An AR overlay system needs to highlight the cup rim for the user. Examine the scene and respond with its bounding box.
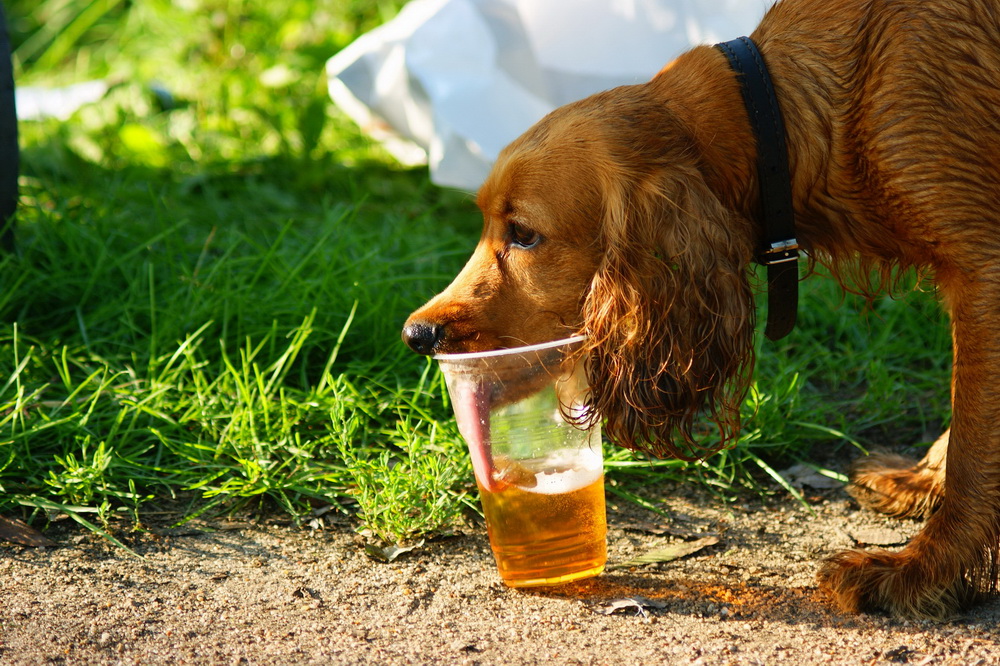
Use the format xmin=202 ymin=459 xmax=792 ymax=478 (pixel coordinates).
xmin=432 ymin=335 xmax=587 ymax=361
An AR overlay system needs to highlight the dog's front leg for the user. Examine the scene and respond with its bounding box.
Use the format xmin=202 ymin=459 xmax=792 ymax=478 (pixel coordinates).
xmin=819 ymin=277 xmax=1000 ymax=619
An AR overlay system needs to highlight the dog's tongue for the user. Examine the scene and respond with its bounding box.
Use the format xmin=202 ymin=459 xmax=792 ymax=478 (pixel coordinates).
xmin=453 ymin=380 xmax=503 ymax=492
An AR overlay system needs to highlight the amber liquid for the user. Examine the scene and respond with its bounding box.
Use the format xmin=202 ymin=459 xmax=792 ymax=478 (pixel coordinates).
xmin=477 ymin=468 xmax=607 ymax=587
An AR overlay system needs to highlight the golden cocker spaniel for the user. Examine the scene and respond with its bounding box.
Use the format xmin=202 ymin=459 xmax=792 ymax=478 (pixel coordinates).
xmin=403 ymin=0 xmax=1000 ymax=619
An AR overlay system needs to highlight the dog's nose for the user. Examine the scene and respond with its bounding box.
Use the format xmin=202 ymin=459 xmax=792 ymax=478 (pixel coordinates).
xmin=402 ymin=321 xmax=444 ymax=356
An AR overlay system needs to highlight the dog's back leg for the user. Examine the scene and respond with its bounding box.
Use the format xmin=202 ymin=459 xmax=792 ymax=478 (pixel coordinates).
xmin=847 ymin=429 xmax=948 ymax=519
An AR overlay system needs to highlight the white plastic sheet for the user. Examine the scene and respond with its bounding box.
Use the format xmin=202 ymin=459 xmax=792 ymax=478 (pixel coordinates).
xmin=16 ymin=80 xmax=109 ymax=121
xmin=327 ymin=0 xmax=769 ymax=191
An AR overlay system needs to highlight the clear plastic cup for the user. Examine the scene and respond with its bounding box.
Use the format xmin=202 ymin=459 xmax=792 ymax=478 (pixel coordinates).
xmin=436 ymin=336 xmax=606 ymax=587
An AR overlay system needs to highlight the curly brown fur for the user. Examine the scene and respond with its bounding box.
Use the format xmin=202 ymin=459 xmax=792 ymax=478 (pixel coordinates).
xmin=582 ymin=155 xmax=756 ymax=459
xmin=403 ymin=0 xmax=1000 ymax=618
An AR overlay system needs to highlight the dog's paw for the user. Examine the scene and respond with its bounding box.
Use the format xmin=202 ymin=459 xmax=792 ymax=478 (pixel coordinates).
xmin=847 ymin=453 xmax=943 ymax=519
xmin=817 ymin=548 xmax=966 ymax=620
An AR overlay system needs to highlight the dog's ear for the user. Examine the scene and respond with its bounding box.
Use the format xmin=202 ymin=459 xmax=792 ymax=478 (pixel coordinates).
xmin=582 ymin=163 xmax=757 ymax=460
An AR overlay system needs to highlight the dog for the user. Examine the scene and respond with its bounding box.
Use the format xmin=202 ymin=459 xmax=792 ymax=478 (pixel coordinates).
xmin=402 ymin=0 xmax=1000 ymax=619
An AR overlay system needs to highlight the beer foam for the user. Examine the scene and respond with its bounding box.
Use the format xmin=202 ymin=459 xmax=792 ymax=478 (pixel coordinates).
xmin=526 ymin=447 xmax=603 ymax=495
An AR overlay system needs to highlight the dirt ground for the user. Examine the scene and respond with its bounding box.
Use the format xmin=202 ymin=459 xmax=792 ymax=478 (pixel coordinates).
xmin=4 ymin=472 xmax=1000 ymax=665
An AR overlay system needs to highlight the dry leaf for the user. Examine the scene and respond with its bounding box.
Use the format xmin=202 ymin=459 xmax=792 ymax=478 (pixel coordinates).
xmin=849 ymin=527 xmax=907 ymax=546
xmin=589 ymin=596 xmax=668 ymax=616
xmin=609 ymin=536 xmax=720 ymax=570
xmin=780 ymin=463 xmax=843 ymax=489
xmin=365 ymin=541 xmax=423 ymax=562
xmin=0 ymin=515 xmax=54 ymax=547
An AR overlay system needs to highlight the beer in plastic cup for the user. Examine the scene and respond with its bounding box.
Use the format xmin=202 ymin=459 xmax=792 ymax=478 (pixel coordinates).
xmin=436 ymin=336 xmax=606 ymax=587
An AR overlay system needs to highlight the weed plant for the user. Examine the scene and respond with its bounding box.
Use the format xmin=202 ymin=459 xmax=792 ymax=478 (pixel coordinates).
xmin=2 ymin=0 xmax=952 ymax=546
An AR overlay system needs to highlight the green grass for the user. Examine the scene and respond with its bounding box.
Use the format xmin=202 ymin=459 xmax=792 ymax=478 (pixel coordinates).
xmin=2 ymin=0 xmax=953 ymax=546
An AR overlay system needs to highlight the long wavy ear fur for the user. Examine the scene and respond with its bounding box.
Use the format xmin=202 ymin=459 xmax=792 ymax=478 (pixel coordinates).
xmin=583 ymin=162 xmax=757 ymax=460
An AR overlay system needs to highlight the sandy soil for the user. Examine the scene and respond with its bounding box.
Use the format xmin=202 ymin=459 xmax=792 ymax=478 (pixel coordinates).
xmin=4 ymin=477 xmax=1000 ymax=665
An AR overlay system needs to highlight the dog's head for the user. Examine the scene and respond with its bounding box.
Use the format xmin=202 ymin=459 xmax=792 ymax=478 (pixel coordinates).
xmin=403 ymin=82 xmax=757 ymax=458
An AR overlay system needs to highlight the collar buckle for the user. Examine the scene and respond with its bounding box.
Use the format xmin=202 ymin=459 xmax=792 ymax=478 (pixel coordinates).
xmin=759 ymin=238 xmax=799 ymax=265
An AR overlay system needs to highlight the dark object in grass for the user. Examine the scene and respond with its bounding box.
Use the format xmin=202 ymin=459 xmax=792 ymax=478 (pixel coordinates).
xmin=0 ymin=515 xmax=54 ymax=547
xmin=0 ymin=1 xmax=17 ymax=253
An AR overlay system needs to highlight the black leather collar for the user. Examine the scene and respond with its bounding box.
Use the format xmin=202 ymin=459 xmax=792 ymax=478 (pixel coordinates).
xmin=716 ymin=36 xmax=798 ymax=341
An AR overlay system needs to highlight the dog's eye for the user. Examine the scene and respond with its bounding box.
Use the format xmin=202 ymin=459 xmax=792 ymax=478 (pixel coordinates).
xmin=509 ymin=222 xmax=541 ymax=249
